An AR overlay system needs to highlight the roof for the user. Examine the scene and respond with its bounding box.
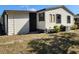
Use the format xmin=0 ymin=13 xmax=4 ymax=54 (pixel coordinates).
xmin=37 ymin=5 xmax=74 ymax=15
xmin=2 ymin=5 xmax=74 ymax=15
xmin=4 ymin=10 xmax=36 ymax=13
xmin=75 ymin=14 xmax=79 ymax=16
xmin=0 ymin=10 xmax=36 ymax=17
xmin=74 ymin=14 xmax=79 ymax=18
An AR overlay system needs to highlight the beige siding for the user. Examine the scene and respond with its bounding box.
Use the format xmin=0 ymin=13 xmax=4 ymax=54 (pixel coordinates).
xmin=8 ymin=11 xmax=29 ymax=35
xmin=45 ymin=8 xmax=74 ymax=29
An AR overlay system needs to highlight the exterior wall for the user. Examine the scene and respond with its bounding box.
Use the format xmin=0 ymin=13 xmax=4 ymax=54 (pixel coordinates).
xmin=37 ymin=12 xmax=45 ymax=30
xmin=7 ymin=11 xmax=29 ymax=35
xmin=45 ymin=8 xmax=74 ymax=29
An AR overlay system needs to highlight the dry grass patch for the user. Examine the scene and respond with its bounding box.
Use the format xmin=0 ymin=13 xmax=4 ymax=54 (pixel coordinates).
xmin=0 ymin=33 xmax=48 ymax=43
xmin=0 ymin=41 xmax=31 ymax=54
xmin=0 ymin=33 xmax=49 ymax=53
xmin=0 ymin=31 xmax=79 ymax=54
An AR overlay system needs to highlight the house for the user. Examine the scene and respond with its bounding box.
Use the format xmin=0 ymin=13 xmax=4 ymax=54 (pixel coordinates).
xmin=37 ymin=6 xmax=74 ymax=32
xmin=0 ymin=6 xmax=75 ymax=35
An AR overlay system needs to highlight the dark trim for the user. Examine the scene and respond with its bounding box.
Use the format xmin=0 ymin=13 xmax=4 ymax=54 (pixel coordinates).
xmin=6 ymin=13 xmax=8 ymax=35
xmin=3 ymin=13 xmax=5 ymax=33
xmin=37 ymin=9 xmax=46 ymax=12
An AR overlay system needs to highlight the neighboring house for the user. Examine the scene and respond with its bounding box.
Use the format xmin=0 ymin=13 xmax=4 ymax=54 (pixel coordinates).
xmin=37 ymin=6 xmax=74 ymax=31
xmin=74 ymin=14 xmax=79 ymax=28
xmin=0 ymin=6 xmax=75 ymax=35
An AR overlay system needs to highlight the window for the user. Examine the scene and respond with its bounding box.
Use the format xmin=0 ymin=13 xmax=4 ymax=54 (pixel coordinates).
xmin=39 ymin=12 xmax=45 ymax=21
xmin=49 ymin=14 xmax=55 ymax=23
xmin=56 ymin=14 xmax=61 ymax=23
xmin=49 ymin=14 xmax=52 ymax=22
xmin=67 ymin=16 xmax=71 ymax=23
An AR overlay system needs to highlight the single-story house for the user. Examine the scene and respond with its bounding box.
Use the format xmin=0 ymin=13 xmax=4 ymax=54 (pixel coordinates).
xmin=74 ymin=14 xmax=79 ymax=28
xmin=0 ymin=6 xmax=75 ymax=35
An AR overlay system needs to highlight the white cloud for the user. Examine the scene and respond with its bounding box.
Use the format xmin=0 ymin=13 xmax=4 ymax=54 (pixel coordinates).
xmin=19 ymin=6 xmax=37 ymax=11
xmin=20 ymin=5 xmax=29 ymax=10
xmin=29 ymin=8 xmax=37 ymax=11
xmin=20 ymin=6 xmax=29 ymax=8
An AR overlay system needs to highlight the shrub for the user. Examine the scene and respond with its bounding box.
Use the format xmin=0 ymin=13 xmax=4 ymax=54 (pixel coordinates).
xmin=53 ymin=26 xmax=60 ymax=33
xmin=28 ymin=36 xmax=79 ymax=54
xmin=28 ymin=39 xmax=52 ymax=54
xmin=60 ymin=25 xmax=66 ymax=31
xmin=69 ymin=51 xmax=77 ymax=54
xmin=71 ymin=24 xmax=78 ymax=30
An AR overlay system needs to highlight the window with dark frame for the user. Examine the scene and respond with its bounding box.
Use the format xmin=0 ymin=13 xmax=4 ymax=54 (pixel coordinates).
xmin=56 ymin=14 xmax=61 ymax=23
xmin=39 ymin=12 xmax=45 ymax=21
xmin=67 ymin=16 xmax=71 ymax=23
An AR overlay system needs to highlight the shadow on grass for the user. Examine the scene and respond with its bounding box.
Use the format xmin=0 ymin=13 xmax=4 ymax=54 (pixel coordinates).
xmin=28 ymin=35 xmax=79 ymax=54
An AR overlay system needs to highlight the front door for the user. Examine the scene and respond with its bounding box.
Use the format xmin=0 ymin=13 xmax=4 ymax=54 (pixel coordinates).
xmin=29 ymin=13 xmax=36 ymax=32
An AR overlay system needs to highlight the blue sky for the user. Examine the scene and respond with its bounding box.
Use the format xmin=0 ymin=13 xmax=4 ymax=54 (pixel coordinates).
xmin=0 ymin=5 xmax=79 ymax=15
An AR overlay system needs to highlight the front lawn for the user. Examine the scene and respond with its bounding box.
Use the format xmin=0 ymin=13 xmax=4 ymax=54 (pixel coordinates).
xmin=0 ymin=30 xmax=79 ymax=54
xmin=0 ymin=33 xmax=49 ymax=54
xmin=0 ymin=33 xmax=48 ymax=43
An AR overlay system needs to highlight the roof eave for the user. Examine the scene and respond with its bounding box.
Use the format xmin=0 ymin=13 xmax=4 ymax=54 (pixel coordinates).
xmin=37 ymin=6 xmax=74 ymax=16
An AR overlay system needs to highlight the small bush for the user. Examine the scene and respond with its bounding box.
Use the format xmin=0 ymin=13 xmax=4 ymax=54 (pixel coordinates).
xmin=71 ymin=24 xmax=78 ymax=30
xmin=60 ymin=25 xmax=66 ymax=31
xmin=28 ymin=39 xmax=52 ymax=54
xmin=69 ymin=51 xmax=77 ymax=54
xmin=53 ymin=26 xmax=60 ymax=33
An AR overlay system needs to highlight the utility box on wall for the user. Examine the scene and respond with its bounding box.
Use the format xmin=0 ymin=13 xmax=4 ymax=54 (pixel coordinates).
xmin=66 ymin=26 xmax=71 ymax=32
